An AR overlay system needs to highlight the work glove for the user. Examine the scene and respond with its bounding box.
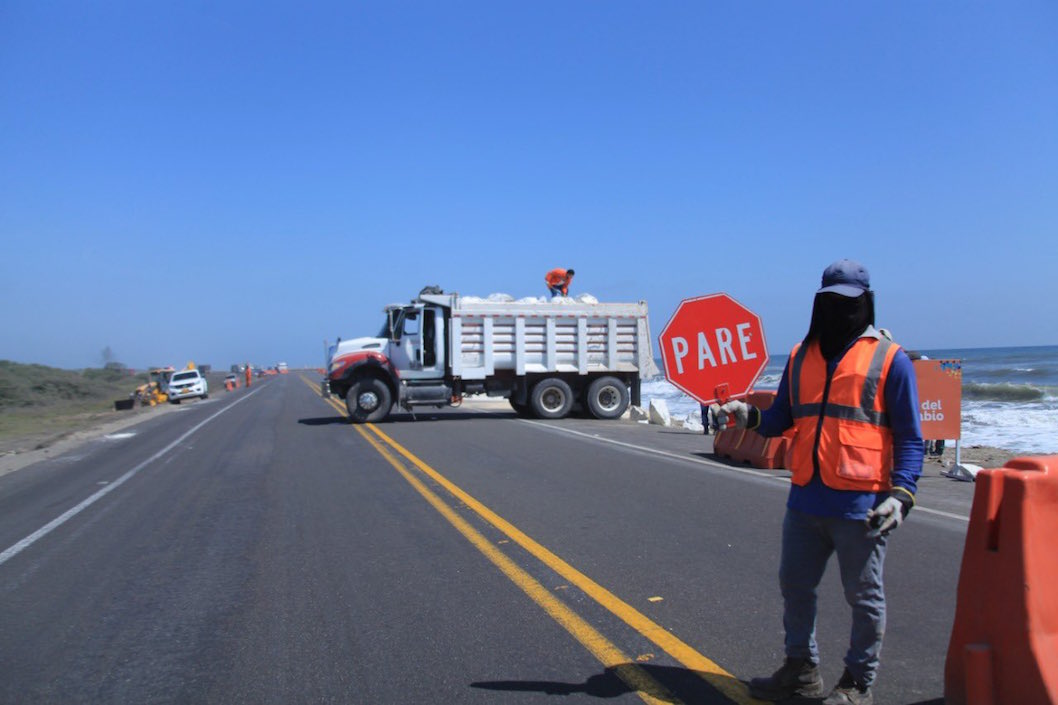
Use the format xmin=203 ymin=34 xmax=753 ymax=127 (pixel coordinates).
xmin=865 ymin=489 xmax=915 ymax=538
xmin=713 ymin=401 xmax=758 ymax=429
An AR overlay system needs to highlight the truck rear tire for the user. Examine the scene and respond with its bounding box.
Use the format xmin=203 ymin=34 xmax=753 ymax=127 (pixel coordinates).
xmin=585 ymin=376 xmax=629 ymax=419
xmin=530 ymin=379 xmax=574 ymax=419
xmin=346 ymin=377 xmax=392 ymax=423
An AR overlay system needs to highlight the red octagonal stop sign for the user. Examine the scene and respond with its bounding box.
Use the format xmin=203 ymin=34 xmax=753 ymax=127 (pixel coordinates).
xmin=658 ymin=293 xmax=769 ymax=406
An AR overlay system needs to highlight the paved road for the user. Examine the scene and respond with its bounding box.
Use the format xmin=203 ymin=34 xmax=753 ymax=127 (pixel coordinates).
xmin=0 ymin=373 xmax=975 ymax=704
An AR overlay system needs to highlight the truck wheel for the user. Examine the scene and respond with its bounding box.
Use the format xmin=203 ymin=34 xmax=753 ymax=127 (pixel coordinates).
xmin=346 ymin=377 xmax=392 ymax=423
xmin=530 ymin=379 xmax=574 ymax=419
xmin=586 ymin=376 xmax=629 ymax=420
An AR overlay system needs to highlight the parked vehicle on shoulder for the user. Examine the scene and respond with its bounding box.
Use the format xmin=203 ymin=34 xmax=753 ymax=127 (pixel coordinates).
xmin=168 ymin=369 xmax=209 ymax=403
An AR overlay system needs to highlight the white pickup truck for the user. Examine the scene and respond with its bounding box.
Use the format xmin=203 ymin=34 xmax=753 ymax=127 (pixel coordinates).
xmin=167 ymin=368 xmax=209 ymax=403
xmin=326 ymin=289 xmax=658 ymax=423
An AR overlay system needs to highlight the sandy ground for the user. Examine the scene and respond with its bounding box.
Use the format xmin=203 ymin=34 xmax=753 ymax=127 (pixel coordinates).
xmin=0 ymin=402 xmax=184 ymax=478
xmin=926 ymin=443 xmax=1022 ymax=472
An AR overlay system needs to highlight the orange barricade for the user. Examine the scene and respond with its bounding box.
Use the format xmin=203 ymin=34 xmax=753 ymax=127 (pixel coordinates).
xmin=709 ymin=391 xmax=788 ymax=470
xmin=726 ymin=429 xmax=788 ymax=470
xmin=747 ymin=390 xmax=777 ymax=410
xmin=711 ymin=391 xmax=789 ymax=470
xmin=713 ymin=428 xmax=743 ymax=459
xmin=752 ymin=433 xmax=788 ymax=470
xmin=731 ymin=430 xmax=766 ymax=464
xmin=712 ymin=428 xmax=787 ymax=470
xmin=944 ymin=455 xmax=1058 ymax=705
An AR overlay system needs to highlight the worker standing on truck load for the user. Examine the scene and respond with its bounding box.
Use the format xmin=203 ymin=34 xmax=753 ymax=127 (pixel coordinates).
xmin=545 ymin=267 xmax=575 ymax=298
xmin=714 ymin=259 xmax=923 ymax=705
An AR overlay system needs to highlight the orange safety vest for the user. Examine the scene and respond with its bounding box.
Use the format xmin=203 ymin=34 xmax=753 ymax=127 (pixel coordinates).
xmin=545 ymin=268 xmax=571 ymax=292
xmin=785 ymin=330 xmax=899 ymax=492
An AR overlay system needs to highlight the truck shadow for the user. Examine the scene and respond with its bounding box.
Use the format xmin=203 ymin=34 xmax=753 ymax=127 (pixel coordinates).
xmin=385 ymin=411 xmax=519 ymax=423
xmin=297 ymin=417 xmax=351 ymax=426
xmin=297 ymin=412 xmax=520 ymax=426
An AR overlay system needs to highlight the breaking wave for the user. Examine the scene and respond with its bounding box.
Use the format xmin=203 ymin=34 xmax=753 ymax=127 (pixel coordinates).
xmin=963 ymin=382 xmax=1048 ymax=402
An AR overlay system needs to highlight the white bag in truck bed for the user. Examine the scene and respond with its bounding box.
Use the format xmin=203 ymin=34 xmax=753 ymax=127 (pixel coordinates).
xmin=446 ymin=299 xmax=657 ymax=380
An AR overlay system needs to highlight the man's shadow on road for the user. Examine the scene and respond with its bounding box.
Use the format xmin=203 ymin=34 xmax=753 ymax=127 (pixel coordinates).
xmin=472 ymin=664 xmax=740 ymax=704
xmin=471 ymin=663 xmax=944 ymax=704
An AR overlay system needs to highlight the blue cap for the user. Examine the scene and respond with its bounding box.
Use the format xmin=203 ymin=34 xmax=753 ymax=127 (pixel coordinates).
xmin=818 ymin=259 xmax=870 ymax=297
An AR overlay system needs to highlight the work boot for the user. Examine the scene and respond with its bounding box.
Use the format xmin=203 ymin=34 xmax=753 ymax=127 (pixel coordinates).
xmin=748 ymin=657 xmax=825 ymax=701
xmin=822 ymin=668 xmax=873 ymax=705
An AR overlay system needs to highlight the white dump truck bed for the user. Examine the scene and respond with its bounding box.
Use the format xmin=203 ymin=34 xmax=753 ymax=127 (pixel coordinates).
xmin=422 ymin=295 xmax=658 ymax=381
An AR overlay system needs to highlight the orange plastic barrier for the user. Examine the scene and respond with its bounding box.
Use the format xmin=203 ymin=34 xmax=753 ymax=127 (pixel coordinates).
xmin=710 ymin=387 xmax=787 ymax=470
xmin=713 ymin=428 xmax=744 ymax=459
xmin=944 ymin=455 xmax=1058 ymax=705
xmin=711 ymin=391 xmax=790 ymax=470
xmin=747 ymin=390 xmax=777 ymax=410
xmin=753 ymin=433 xmax=788 ymax=470
xmin=731 ymin=430 xmax=766 ymax=464
xmin=712 ymin=428 xmax=788 ymax=470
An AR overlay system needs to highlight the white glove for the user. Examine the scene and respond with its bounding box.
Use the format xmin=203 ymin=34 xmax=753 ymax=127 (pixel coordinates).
xmin=865 ymin=496 xmax=906 ymax=538
xmin=715 ymin=400 xmax=749 ymax=429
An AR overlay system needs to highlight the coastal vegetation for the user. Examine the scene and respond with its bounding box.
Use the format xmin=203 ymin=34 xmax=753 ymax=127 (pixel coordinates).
xmin=0 ymin=361 xmax=148 ymax=453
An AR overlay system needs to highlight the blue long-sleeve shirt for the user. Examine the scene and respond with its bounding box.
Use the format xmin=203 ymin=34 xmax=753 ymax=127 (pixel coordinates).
xmin=758 ymin=340 xmax=924 ymax=519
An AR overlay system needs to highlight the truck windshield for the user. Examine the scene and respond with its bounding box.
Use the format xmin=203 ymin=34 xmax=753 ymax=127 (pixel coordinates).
xmin=379 ymin=307 xmax=402 ymax=339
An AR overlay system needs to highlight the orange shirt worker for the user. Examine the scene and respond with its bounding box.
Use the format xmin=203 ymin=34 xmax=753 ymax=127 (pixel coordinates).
xmin=545 ymin=267 xmax=575 ymax=298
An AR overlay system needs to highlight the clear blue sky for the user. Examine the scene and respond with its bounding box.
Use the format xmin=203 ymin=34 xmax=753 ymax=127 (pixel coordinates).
xmin=2 ymin=2 xmax=1056 ymax=370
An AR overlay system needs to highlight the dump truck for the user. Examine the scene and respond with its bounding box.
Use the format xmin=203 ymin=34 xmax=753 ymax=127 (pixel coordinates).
xmin=326 ymin=289 xmax=658 ymax=423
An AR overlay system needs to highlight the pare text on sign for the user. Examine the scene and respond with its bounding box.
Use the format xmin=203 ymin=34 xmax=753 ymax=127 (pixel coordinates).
xmin=668 ymin=324 xmax=759 ymax=374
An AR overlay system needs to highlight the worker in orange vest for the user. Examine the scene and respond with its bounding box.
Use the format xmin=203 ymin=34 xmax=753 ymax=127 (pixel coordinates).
xmin=544 ymin=267 xmax=575 ymax=298
xmin=244 ymin=364 xmax=252 ymax=388
xmin=716 ymin=259 xmax=923 ymax=705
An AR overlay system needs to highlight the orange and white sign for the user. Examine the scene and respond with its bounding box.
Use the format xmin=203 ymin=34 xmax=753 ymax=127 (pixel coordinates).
xmin=914 ymin=359 xmax=961 ymax=440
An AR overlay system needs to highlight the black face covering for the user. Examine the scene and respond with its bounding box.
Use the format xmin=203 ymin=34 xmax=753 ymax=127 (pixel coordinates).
xmin=805 ymin=292 xmax=874 ymax=360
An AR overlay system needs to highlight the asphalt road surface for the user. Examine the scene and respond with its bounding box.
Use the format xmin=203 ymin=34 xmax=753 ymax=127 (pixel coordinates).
xmin=0 ymin=373 xmax=976 ymax=704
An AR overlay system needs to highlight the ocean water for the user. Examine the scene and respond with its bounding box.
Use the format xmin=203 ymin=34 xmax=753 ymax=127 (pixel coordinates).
xmin=643 ymin=345 xmax=1058 ymax=455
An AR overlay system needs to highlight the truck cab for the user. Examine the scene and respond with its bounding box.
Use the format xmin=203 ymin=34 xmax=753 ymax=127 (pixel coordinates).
xmin=387 ymin=303 xmax=444 ymax=379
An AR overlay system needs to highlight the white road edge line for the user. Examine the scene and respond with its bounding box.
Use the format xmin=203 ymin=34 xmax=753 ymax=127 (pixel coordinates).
xmin=0 ymin=388 xmax=264 ymax=568
xmin=519 ymin=419 xmax=969 ymax=523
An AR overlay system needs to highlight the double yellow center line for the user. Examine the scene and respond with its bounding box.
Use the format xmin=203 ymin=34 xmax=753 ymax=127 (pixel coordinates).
xmin=301 ymin=376 xmax=760 ymax=705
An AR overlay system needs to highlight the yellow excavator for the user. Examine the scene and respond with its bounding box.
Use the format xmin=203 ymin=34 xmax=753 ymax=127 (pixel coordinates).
xmin=134 ymin=366 xmax=176 ymax=406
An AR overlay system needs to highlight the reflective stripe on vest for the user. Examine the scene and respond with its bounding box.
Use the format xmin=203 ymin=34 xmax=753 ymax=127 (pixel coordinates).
xmin=786 ymin=332 xmax=898 ymax=491
xmin=790 ymin=336 xmax=894 ymax=427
